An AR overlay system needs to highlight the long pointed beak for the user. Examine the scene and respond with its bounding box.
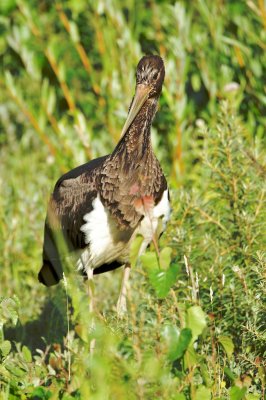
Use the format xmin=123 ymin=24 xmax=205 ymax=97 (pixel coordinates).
xmin=120 ymin=84 xmax=150 ymax=138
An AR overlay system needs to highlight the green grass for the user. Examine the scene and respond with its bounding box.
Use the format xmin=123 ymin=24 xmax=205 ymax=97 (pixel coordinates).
xmin=0 ymin=1 xmax=265 ymax=399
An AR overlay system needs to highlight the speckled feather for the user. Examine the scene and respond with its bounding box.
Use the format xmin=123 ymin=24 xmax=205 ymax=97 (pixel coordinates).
xmin=98 ymin=99 xmax=167 ymax=229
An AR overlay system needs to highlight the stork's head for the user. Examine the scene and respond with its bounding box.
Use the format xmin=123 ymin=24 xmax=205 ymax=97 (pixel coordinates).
xmin=120 ymin=55 xmax=165 ymax=138
xmin=136 ymin=55 xmax=165 ymax=97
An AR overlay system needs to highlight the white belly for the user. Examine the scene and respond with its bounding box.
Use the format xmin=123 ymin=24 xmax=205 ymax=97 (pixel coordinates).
xmin=137 ymin=189 xmax=171 ymax=255
xmin=77 ymin=190 xmax=170 ymax=273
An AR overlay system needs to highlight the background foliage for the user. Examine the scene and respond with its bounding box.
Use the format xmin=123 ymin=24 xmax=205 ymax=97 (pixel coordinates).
xmin=0 ymin=0 xmax=265 ymax=399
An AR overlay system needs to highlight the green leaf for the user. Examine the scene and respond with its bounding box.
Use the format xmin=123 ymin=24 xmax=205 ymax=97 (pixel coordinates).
xmin=22 ymin=345 xmax=32 ymax=363
xmin=175 ymin=395 xmax=186 ymax=400
xmin=218 ymin=335 xmax=234 ymax=359
xmin=141 ymin=251 xmax=159 ymax=270
xmin=186 ymin=306 xmax=207 ymax=342
xmin=224 ymin=367 xmax=237 ymax=382
xmin=162 ymin=325 xmax=192 ymax=361
xmin=4 ymin=70 xmax=17 ymax=97
xmin=5 ymin=364 xmax=26 ymax=377
xmin=58 ymin=61 xmax=66 ymax=81
xmin=184 ymin=345 xmax=198 ymax=369
xmin=174 ymin=328 xmax=192 ymax=358
xmin=31 ymin=387 xmax=53 ymax=399
xmin=130 ymin=235 xmax=144 ymax=268
xmin=159 ymin=246 xmax=172 ymax=270
xmin=191 ymin=73 xmax=201 ymax=92
xmin=245 ymin=394 xmax=260 ymax=400
xmin=258 ymin=366 xmax=265 ymax=384
xmin=0 ymin=340 xmax=11 ymax=357
xmin=0 ymin=0 xmax=16 ymax=15
xmin=162 ymin=324 xmax=178 ymax=354
xmin=148 ymin=263 xmax=179 ymax=298
xmin=0 ymin=364 xmax=10 ymax=380
xmin=194 ymin=385 xmax=211 ymax=400
xmin=69 ymin=21 xmax=80 ymax=43
xmin=229 ymin=386 xmax=247 ymax=400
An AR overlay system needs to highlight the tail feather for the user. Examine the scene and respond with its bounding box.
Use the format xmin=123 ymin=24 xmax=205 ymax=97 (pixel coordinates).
xmin=39 ymin=220 xmax=63 ymax=286
xmin=38 ymin=260 xmax=61 ymax=286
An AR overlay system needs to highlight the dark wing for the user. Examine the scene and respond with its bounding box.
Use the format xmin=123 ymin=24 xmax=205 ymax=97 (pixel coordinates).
xmin=98 ymin=153 xmax=167 ymax=229
xmin=38 ymin=155 xmax=108 ymax=286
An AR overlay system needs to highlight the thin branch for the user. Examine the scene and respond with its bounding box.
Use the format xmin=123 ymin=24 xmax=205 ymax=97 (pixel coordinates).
xmin=243 ymin=149 xmax=266 ymax=177
xmin=194 ymin=207 xmax=229 ymax=234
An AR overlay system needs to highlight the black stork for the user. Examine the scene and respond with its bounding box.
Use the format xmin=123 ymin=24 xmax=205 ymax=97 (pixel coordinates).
xmin=38 ymin=55 xmax=170 ymax=315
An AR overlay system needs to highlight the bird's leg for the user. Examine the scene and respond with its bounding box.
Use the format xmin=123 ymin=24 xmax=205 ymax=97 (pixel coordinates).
xmin=86 ymin=268 xmax=96 ymax=353
xmin=86 ymin=267 xmax=94 ymax=313
xmin=116 ymin=263 xmax=131 ymax=317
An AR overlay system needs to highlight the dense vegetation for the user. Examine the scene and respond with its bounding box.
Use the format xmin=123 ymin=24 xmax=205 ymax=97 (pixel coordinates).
xmin=0 ymin=1 xmax=265 ymax=399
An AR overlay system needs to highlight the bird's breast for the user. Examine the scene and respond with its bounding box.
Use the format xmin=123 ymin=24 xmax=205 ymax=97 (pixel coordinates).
xmin=136 ymin=189 xmax=171 ymax=254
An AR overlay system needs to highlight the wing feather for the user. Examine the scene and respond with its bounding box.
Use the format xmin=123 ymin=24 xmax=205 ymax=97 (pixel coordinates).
xmin=39 ymin=155 xmax=108 ymax=285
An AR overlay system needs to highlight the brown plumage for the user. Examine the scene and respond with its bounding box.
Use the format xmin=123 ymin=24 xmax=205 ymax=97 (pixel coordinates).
xmin=39 ymin=55 xmax=170 ymax=298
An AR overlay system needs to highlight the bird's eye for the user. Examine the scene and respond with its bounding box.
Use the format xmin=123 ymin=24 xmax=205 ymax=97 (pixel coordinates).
xmin=153 ymin=72 xmax=158 ymax=80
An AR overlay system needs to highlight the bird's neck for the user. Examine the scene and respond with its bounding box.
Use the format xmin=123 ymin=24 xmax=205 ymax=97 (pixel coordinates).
xmin=113 ymin=97 xmax=158 ymax=163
